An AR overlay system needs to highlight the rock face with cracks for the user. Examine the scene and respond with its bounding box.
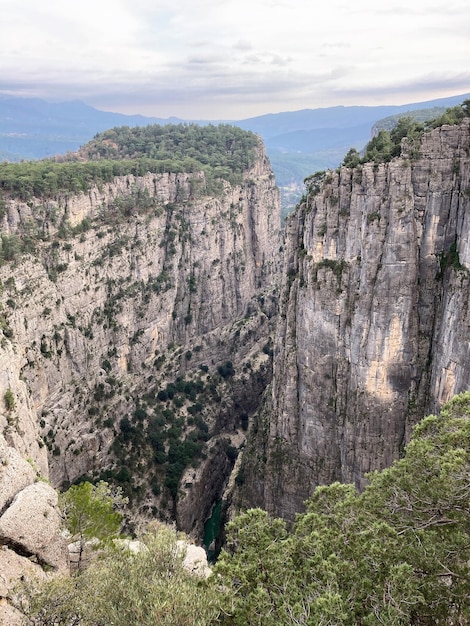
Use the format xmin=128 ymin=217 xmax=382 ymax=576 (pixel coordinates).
xmin=0 ymin=481 xmax=68 ymax=572
xmin=0 ymin=435 xmax=69 ymax=618
xmin=0 ymin=138 xmax=280 ymax=607
xmin=3 ymin=118 xmax=470 ymax=610
xmin=240 ymin=119 xmax=470 ymax=520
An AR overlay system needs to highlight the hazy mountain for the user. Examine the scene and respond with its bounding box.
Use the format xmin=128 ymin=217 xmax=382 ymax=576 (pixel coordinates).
xmin=237 ymin=94 xmax=470 ymax=139
xmin=0 ymin=95 xmax=183 ymax=160
xmin=235 ymin=93 xmax=470 ymax=213
xmin=1 ymin=91 xmax=469 ymax=214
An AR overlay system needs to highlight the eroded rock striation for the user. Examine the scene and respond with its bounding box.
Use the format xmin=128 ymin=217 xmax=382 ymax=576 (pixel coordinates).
xmin=0 ymin=133 xmax=280 ymax=611
xmin=0 ymin=137 xmax=280 ymax=547
xmin=3 ymin=117 xmax=470 ymax=607
xmin=241 ymin=119 xmax=470 ymax=520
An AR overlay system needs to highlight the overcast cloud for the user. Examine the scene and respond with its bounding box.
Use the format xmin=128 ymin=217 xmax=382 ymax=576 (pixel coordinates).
xmin=1 ymin=0 xmax=469 ymax=119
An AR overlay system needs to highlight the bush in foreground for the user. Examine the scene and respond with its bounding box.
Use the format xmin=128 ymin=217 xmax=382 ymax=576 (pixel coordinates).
xmin=16 ymin=393 xmax=470 ymax=625
xmin=215 ymin=393 xmax=470 ymax=625
xmin=16 ymin=527 xmax=221 ymax=625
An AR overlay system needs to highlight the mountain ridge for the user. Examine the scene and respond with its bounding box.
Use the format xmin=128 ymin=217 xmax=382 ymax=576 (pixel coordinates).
xmin=1 ymin=91 xmax=468 ymax=159
xmin=2 ymin=91 xmax=469 ymax=216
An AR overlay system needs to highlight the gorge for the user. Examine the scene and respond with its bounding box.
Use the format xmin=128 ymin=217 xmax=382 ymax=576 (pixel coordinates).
xmin=0 ymin=110 xmax=470 ymax=620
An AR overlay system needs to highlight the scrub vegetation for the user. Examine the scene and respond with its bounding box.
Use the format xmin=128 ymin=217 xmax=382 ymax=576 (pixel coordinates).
xmin=17 ymin=393 xmax=470 ymax=625
xmin=342 ymin=99 xmax=470 ymax=167
xmin=0 ymin=124 xmax=259 ymax=200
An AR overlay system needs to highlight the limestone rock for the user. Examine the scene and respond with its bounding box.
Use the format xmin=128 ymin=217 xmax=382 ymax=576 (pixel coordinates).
xmin=0 ymin=599 xmax=24 ymax=626
xmin=0 ymin=139 xmax=280 ymax=531
xmin=0 ymin=482 xmax=69 ymax=573
xmin=0 ymin=547 xmax=50 ymax=625
xmin=0 ymin=345 xmax=48 ymax=477
xmin=0 ymin=436 xmax=36 ymax=514
xmin=0 ymin=137 xmax=279 ymax=617
xmin=244 ymin=119 xmax=470 ymax=520
xmin=76 ymin=536 xmax=211 ymax=578
xmin=177 ymin=540 xmax=212 ymax=578
xmin=0 ymin=545 xmax=48 ymax=597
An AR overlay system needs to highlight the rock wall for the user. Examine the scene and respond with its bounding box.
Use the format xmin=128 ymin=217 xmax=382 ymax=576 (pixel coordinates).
xmin=0 ymin=432 xmax=69 ymax=622
xmin=5 ymin=117 xmax=470 ymax=599
xmin=0 ymin=140 xmax=280 ymax=605
xmin=242 ymin=120 xmax=470 ymax=520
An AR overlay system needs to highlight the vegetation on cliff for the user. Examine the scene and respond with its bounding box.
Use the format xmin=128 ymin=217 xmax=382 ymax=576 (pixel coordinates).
xmin=215 ymin=392 xmax=470 ymax=625
xmin=96 ymin=368 xmax=241 ymax=507
xmin=60 ymin=481 xmax=127 ymax=570
xmin=300 ymin=100 xmax=469 ymax=206
xmin=0 ymin=116 xmax=278 ymax=538
xmin=0 ymin=124 xmax=259 ymax=201
xmin=16 ymin=526 xmax=221 ymax=626
xmin=17 ymin=393 xmax=470 ymax=625
xmin=0 ymin=123 xmax=261 ymax=270
xmin=342 ymin=99 xmax=470 ymax=167
xmin=77 ymin=123 xmax=258 ymax=173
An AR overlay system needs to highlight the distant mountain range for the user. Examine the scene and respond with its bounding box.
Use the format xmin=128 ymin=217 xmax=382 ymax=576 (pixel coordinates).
xmin=0 ymin=96 xmax=179 ymax=161
xmin=236 ymin=94 xmax=470 ymax=207
xmin=1 ymin=92 xmax=469 ymax=214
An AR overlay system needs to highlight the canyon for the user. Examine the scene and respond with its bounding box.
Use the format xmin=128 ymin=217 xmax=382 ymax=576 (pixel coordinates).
xmin=0 ymin=116 xmax=469 ymax=618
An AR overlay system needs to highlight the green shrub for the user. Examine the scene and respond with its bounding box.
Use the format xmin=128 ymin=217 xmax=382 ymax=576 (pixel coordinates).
xmin=4 ymin=388 xmax=15 ymax=411
xmin=216 ymin=393 xmax=470 ymax=625
xmin=16 ymin=527 xmax=221 ymax=625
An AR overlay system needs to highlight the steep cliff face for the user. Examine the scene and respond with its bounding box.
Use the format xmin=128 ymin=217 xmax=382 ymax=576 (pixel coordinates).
xmin=242 ymin=120 xmax=470 ymax=520
xmin=4 ymin=115 xmax=469 ymax=571
xmin=0 ymin=140 xmax=280 ymax=542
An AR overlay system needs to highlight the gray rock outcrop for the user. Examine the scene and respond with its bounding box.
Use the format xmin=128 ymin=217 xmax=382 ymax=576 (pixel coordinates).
xmin=0 ymin=437 xmax=68 ymax=616
xmin=0 ymin=545 xmax=50 ymax=624
xmin=242 ymin=119 xmax=470 ymax=520
xmin=5 ymin=116 xmax=470 ymax=590
xmin=0 ymin=139 xmax=280 ymax=546
xmin=0 ymin=436 xmax=36 ymax=513
xmin=0 ymin=481 xmax=69 ymax=573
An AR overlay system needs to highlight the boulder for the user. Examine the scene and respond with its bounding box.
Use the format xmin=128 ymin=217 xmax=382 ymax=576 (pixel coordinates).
xmin=177 ymin=540 xmax=212 ymax=578
xmin=0 ymin=545 xmax=47 ymax=598
xmin=0 ymin=598 xmax=24 ymax=626
xmin=0 ymin=482 xmax=69 ymax=573
xmin=0 ymin=435 xmax=36 ymax=513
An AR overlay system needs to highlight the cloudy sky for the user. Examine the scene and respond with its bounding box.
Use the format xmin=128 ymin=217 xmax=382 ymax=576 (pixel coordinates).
xmin=1 ymin=0 xmax=469 ymax=120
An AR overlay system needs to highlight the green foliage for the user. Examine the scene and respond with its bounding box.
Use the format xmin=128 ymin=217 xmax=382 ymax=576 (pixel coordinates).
xmin=60 ymin=481 xmax=127 ymax=569
xmin=439 ymin=241 xmax=465 ymax=276
xmin=362 ymin=128 xmax=396 ymax=163
xmin=366 ymin=210 xmax=381 ymax=224
xmin=4 ymin=387 xmax=15 ymax=411
xmin=15 ymin=527 xmax=221 ymax=626
xmin=0 ymin=233 xmax=21 ymax=263
xmin=342 ymin=147 xmax=361 ymax=168
xmin=0 ymin=124 xmax=259 ymax=200
xmin=104 ymin=372 xmax=214 ymax=503
xmin=215 ymin=393 xmax=470 ymax=625
xmin=342 ymin=100 xmax=470 ymax=168
xmin=426 ymin=99 xmax=470 ymax=128
xmin=82 ymin=123 xmax=258 ymax=176
xmin=217 ymin=361 xmax=235 ymax=379
xmin=314 ymin=258 xmax=348 ymax=286
xmin=0 ymin=308 xmax=13 ymax=338
xmin=372 ymin=106 xmax=449 ymax=133
xmin=17 ymin=395 xmax=470 ymax=624
xmin=304 ymin=170 xmax=327 ymax=195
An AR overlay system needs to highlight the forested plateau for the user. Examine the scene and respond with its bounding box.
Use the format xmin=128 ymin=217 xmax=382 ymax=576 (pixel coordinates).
xmin=1 ymin=105 xmax=470 ymax=624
